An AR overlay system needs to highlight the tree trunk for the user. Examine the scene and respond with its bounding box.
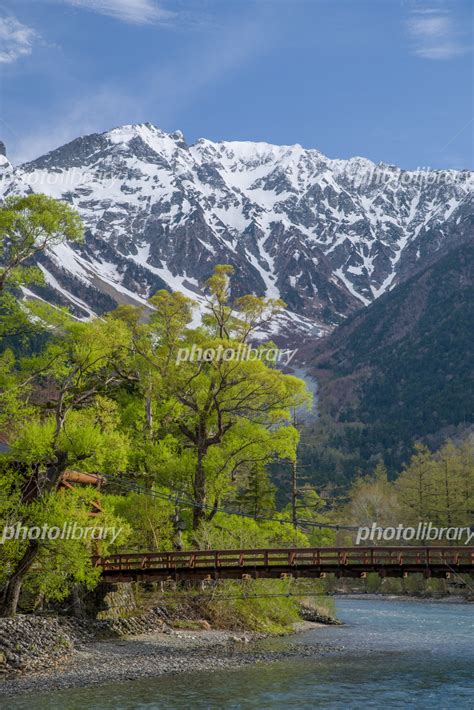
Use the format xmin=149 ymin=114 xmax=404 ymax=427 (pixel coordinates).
xmin=193 ymin=445 xmax=207 ymax=530
xmin=72 ymin=585 xmax=84 ymax=618
xmin=145 ymin=394 xmax=153 ymax=438
xmin=0 ymin=452 xmax=69 ymax=617
xmin=0 ymin=539 xmax=39 ymax=616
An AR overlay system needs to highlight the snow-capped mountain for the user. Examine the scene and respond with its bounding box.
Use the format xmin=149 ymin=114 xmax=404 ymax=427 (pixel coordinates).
xmin=0 ymin=124 xmax=472 ymax=335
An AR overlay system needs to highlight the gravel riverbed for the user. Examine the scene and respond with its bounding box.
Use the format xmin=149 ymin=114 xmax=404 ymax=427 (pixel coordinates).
xmin=0 ymin=623 xmax=343 ymax=696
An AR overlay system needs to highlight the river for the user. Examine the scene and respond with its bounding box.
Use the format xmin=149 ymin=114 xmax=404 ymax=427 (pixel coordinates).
xmin=7 ymin=597 xmax=474 ymax=709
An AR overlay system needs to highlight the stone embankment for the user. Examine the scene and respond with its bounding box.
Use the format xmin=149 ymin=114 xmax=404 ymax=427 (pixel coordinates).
xmin=0 ymin=607 xmax=171 ymax=676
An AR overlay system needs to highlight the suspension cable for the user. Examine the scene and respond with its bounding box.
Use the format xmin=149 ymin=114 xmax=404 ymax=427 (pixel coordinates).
xmin=104 ymin=472 xmax=360 ymax=531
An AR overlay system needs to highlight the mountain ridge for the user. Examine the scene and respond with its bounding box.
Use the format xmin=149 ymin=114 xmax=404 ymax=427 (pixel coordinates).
xmin=0 ymin=123 xmax=472 ymax=336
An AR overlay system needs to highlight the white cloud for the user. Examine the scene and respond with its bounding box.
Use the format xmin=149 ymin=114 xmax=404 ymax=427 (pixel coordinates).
xmin=406 ymin=10 xmax=472 ymax=60
xmin=0 ymin=16 xmax=38 ymax=64
xmin=59 ymin=0 xmax=171 ymax=25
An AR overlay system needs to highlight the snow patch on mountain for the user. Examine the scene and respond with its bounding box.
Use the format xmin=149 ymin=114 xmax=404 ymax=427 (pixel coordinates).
xmin=0 ymin=123 xmax=472 ymax=336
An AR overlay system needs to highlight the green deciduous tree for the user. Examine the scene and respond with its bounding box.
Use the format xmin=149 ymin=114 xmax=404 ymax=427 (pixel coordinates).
xmin=396 ymin=440 xmax=474 ymax=526
xmin=395 ymin=444 xmax=439 ymax=523
xmin=126 ymin=266 xmax=311 ymax=530
xmin=0 ymin=193 xmax=84 ymax=350
xmin=0 ymin=315 xmax=131 ymax=615
xmin=346 ymin=462 xmax=400 ymax=533
xmin=234 ymin=464 xmax=277 ymax=519
xmin=0 ymin=193 xmax=83 ymax=294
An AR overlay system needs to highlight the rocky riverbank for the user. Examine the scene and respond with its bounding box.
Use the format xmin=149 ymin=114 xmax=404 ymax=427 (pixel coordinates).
xmin=0 ymin=608 xmax=173 ymax=677
xmin=0 ymin=615 xmax=343 ymax=696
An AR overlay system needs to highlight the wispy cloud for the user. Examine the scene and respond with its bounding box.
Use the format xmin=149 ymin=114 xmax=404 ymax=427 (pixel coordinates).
xmin=8 ymin=6 xmax=272 ymax=164
xmin=406 ymin=8 xmax=472 ymax=60
xmin=0 ymin=16 xmax=38 ymax=64
xmin=56 ymin=0 xmax=172 ymax=25
xmin=10 ymin=87 xmax=143 ymax=164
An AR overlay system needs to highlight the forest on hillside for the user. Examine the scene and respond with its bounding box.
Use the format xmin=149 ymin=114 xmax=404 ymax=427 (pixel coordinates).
xmin=298 ymin=240 xmax=474 ymax=488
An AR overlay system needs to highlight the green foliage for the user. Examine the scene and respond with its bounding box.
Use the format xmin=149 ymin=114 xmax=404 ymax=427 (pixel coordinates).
xmin=203 ymin=579 xmax=302 ymax=633
xmin=1 ymin=190 xmax=468 ymax=619
xmin=337 ymin=438 xmax=474 ymax=548
xmin=106 ymin=492 xmax=175 ymax=551
xmin=234 ymin=465 xmax=277 ymax=519
xmin=305 ymin=242 xmax=474 ymax=484
xmin=346 ymin=463 xmax=400 ymax=527
xmin=0 ymin=482 xmax=130 ymax=599
xmin=285 ymin=487 xmax=337 ymax=547
xmin=115 ymin=267 xmax=311 ymax=529
xmin=395 ymin=439 xmax=474 ymax=526
xmin=0 ymin=194 xmax=84 ymax=352
xmin=22 ymin=488 xmax=129 ymax=602
xmin=0 ymin=193 xmax=83 ymax=292
xmin=1 ymin=192 xmax=469 ymax=617
xmin=192 ymin=512 xmax=309 ymax=550
xmin=0 ymin=250 xmax=316 ymax=615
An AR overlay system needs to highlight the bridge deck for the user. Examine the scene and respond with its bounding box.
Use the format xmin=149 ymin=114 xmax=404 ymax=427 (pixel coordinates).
xmin=94 ymin=546 xmax=474 ymax=582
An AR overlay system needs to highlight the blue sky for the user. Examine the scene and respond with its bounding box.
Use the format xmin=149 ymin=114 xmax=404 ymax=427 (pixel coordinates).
xmin=1 ymin=0 xmax=472 ymax=168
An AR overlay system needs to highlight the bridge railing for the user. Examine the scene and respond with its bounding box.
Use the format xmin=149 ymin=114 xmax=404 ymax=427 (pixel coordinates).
xmin=93 ymin=546 xmax=474 ymax=573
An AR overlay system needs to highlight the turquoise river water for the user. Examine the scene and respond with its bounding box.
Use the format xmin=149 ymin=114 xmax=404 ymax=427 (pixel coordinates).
xmin=7 ymin=597 xmax=474 ymax=709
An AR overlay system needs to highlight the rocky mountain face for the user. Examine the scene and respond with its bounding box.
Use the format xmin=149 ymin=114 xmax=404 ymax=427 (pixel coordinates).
xmin=301 ymin=238 xmax=474 ymax=483
xmin=0 ymin=123 xmax=472 ymax=336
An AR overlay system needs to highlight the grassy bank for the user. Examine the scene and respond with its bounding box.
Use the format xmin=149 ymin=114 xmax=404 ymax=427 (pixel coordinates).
xmin=134 ymin=579 xmax=337 ymax=634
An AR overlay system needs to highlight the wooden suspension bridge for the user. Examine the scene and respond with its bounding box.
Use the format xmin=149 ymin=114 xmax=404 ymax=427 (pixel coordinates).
xmin=94 ymin=546 xmax=474 ymax=583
